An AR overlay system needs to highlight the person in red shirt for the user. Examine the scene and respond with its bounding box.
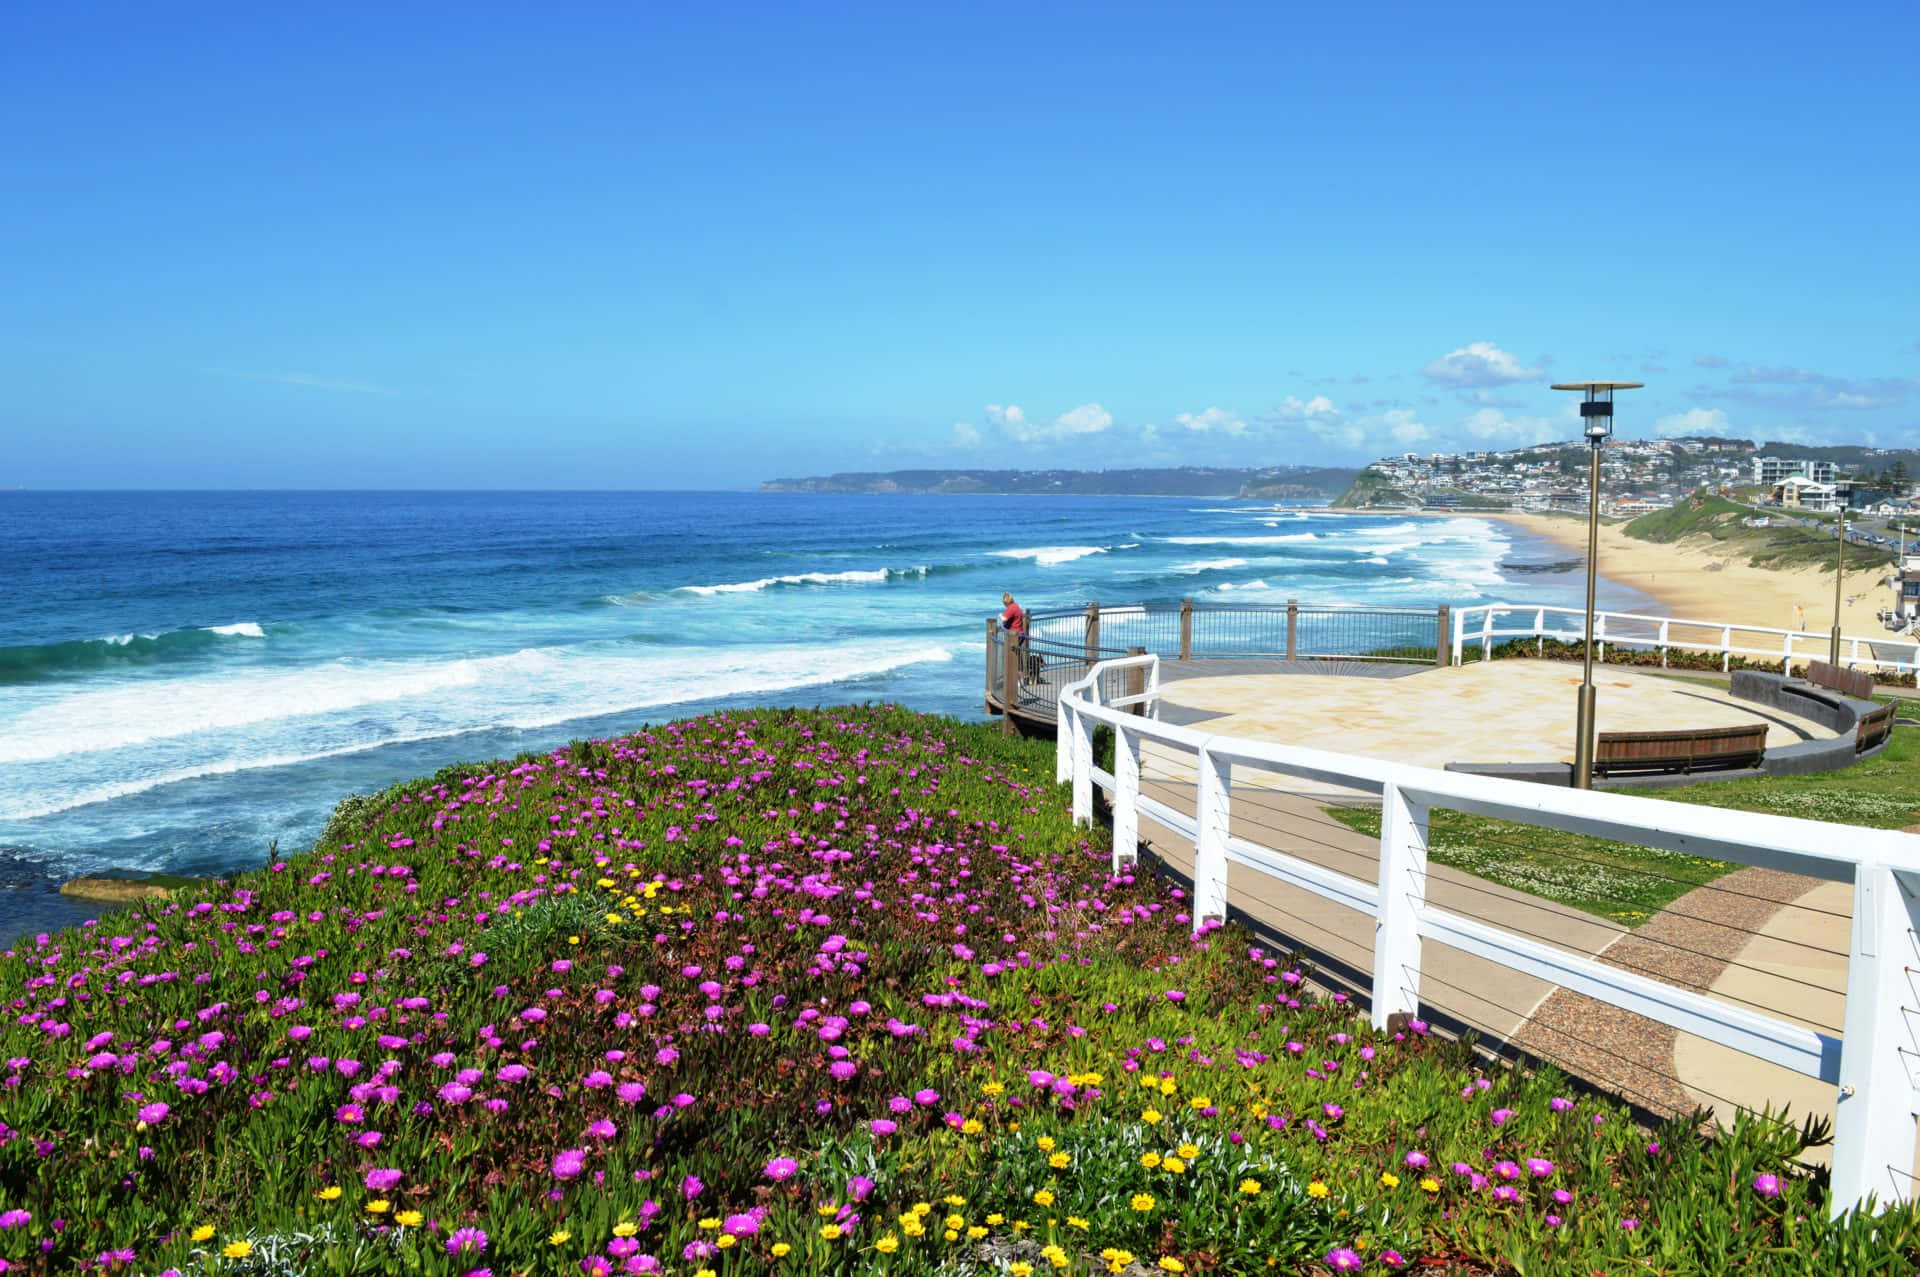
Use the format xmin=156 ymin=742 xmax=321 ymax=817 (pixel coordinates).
xmin=1000 ymin=592 xmax=1030 ymax=691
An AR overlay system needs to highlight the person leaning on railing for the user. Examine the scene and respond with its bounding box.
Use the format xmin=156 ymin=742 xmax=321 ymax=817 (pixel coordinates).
xmin=1000 ymin=592 xmax=1030 ymax=691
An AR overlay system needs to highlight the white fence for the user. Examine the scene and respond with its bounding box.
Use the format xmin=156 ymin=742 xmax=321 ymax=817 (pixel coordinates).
xmin=1057 ymin=653 xmax=1920 ymax=1217
xmin=1451 ymin=603 xmax=1919 ymax=675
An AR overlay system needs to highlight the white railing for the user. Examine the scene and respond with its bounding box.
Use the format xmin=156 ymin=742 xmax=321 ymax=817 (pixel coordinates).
xmin=1058 ymin=654 xmax=1920 ymax=1218
xmin=1451 ymin=603 xmax=1918 ymax=675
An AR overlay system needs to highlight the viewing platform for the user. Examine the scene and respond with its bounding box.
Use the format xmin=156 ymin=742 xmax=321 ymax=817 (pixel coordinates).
xmin=1016 ymin=601 xmax=1920 ymax=1210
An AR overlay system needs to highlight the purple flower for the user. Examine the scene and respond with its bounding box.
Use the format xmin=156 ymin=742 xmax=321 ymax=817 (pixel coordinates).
xmin=135 ymin=1102 xmax=170 ymax=1126
xmin=1550 ymin=1096 xmax=1574 ymax=1112
xmin=1164 ymin=989 xmax=1185 ymax=1002
xmin=914 ymin=1088 xmax=939 ymax=1106
xmin=1490 ymin=1107 xmax=1514 ymax=1127
xmin=1403 ymin=1151 xmax=1429 ymax=1170
xmin=364 ymin=1168 xmax=403 ymax=1191
xmin=587 ymin=1119 xmax=617 ymax=1139
xmin=723 ymin=1213 xmax=761 ymax=1236
xmin=1619 ymin=1218 xmax=1640 ymax=1231
xmin=1326 ymin=1248 xmax=1364 ymax=1273
xmin=1753 ymin=1172 xmax=1782 ymax=1199
xmin=870 ymin=1119 xmax=897 ymax=1137
xmin=1526 ymin=1158 xmax=1554 ymax=1178
xmin=552 ymin=1149 xmax=586 ymax=1180
xmin=681 ymin=1174 xmax=704 ymax=1201
xmin=0 ymin=1210 xmax=30 ymax=1229
xmin=765 ymin=1156 xmax=798 ymax=1181
xmin=445 ymin=1227 xmax=488 ymax=1256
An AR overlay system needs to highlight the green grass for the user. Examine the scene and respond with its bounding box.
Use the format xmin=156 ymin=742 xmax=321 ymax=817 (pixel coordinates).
xmin=1325 ymin=724 xmax=1920 ymax=926
xmin=1624 ymin=491 xmax=1894 ymax=572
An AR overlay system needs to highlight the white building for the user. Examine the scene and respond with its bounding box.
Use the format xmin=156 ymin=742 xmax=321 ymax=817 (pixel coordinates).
xmin=1753 ymin=456 xmax=1837 ymax=486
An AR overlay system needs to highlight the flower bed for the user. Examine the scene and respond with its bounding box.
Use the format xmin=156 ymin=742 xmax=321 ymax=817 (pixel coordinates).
xmin=1 ymin=705 xmax=1914 ymax=1274
xmin=1459 ymin=636 xmax=1919 ymax=687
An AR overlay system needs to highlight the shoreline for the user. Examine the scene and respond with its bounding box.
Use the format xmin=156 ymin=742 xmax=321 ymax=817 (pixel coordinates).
xmin=1474 ymin=510 xmax=1897 ymax=638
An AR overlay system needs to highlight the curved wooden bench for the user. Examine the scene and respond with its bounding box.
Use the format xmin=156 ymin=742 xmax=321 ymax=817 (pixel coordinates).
xmin=1595 ymin=723 xmax=1768 ymax=776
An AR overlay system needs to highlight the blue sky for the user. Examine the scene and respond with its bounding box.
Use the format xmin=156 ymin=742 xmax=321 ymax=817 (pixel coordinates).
xmin=3 ymin=2 xmax=1917 ymax=488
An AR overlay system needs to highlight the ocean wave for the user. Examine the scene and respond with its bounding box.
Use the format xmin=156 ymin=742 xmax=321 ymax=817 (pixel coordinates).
xmin=0 ymin=622 xmax=270 ymax=685
xmin=1170 ymin=558 xmax=1250 ymax=574
xmin=1164 ymin=532 xmax=1318 ymax=546
xmin=988 ymin=546 xmax=1107 ymax=567
xmin=675 ymin=566 xmax=929 ymax=596
xmin=0 ymin=639 xmax=955 ymax=769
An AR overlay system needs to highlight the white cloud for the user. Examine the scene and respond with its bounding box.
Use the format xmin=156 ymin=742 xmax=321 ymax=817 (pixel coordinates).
xmin=1379 ymin=408 xmax=1431 ymax=444
xmin=1652 ymin=407 xmax=1736 ymax=438
xmin=952 ymin=421 xmax=981 ymax=447
xmin=1174 ymin=406 xmax=1247 ymax=435
xmin=1263 ymin=394 xmax=1339 ymax=423
xmin=984 ymin=401 xmax=1114 ymax=443
xmin=1459 ymin=407 xmax=1555 ymax=444
xmin=1422 ymin=341 xmax=1542 ymax=388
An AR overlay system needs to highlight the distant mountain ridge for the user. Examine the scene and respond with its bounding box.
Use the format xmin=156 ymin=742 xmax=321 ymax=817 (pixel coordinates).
xmin=760 ymin=465 xmax=1358 ymax=498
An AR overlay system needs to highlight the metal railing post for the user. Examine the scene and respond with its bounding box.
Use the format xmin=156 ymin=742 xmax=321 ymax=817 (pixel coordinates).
xmin=1535 ymin=607 xmax=1546 ymax=658
xmin=1085 ymin=602 xmax=1100 ymax=667
xmin=1055 ymin=697 xmax=1073 ymax=784
xmin=1722 ymin=625 xmax=1733 ymax=673
xmin=1434 ymin=604 xmax=1450 ymax=667
xmin=1113 ymin=721 xmax=1140 ymax=873
xmin=1372 ymin=779 xmax=1430 ymax=1031
xmin=1286 ymin=599 xmax=1299 ymax=661
xmin=1125 ymin=646 xmax=1147 ymax=711
xmin=1193 ymin=747 xmax=1231 ymax=933
xmin=1482 ymin=608 xmax=1494 ymax=661
xmin=1070 ymin=703 xmax=1095 ymax=825
xmin=1179 ymin=598 xmax=1193 ymax=660
xmin=985 ymin=618 xmax=999 ymax=711
xmin=1451 ymin=607 xmax=1465 ymax=666
xmin=1595 ymin=611 xmax=1608 ymax=663
xmin=1830 ymin=863 xmax=1920 ymax=1216
xmin=1002 ymin=631 xmax=1020 ymax=735
xmin=1660 ymin=619 xmax=1671 ymax=668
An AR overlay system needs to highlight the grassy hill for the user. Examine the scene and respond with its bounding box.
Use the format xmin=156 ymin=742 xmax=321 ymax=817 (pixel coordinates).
xmin=1625 ymin=492 xmax=1895 ymax=572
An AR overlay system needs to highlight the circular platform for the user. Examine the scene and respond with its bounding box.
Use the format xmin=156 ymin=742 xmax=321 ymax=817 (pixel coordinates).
xmin=1155 ymin=660 xmax=1838 ymax=772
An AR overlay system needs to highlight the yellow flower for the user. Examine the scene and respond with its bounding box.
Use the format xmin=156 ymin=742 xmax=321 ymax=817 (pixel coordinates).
xmin=696 ymin=1270 xmax=716 ymax=1277
xmin=967 ymin=1225 xmax=988 ymax=1239
xmin=1420 ymin=1177 xmax=1441 ymax=1194
xmin=365 ymin=1198 xmax=390 ymax=1214
xmin=316 ymin=1186 xmax=342 ymax=1202
xmin=875 ymin=1235 xmax=900 ymax=1254
xmin=550 ymin=1230 xmax=573 ymax=1245
xmin=1066 ymin=1215 xmax=1089 ymax=1230
xmin=391 ymin=1209 xmax=420 ymax=1227
xmin=816 ymin=1204 xmax=840 ymax=1218
xmin=568 ymin=934 xmax=580 ymax=945
xmin=945 ymin=1215 xmax=965 ymax=1231
xmin=1036 ymin=1135 xmax=1057 ymax=1152
xmin=613 ymin=1221 xmax=639 ymax=1238
xmin=1048 ymin=1151 xmax=1071 ymax=1169
xmin=1308 ymin=1181 xmax=1330 ymax=1199
xmin=1159 ymin=1078 xmax=1177 ymax=1096
xmin=1141 ymin=1108 xmax=1163 ymax=1125
xmin=190 ymin=1225 xmax=216 ymax=1243
xmin=715 ymin=1234 xmax=737 ymax=1250
xmin=771 ymin=1242 xmax=792 ymax=1257
xmin=944 ymin=1230 xmax=959 ymax=1242
xmin=1042 ymin=1243 xmax=1070 ymax=1269
xmin=1380 ymin=1171 xmax=1401 ymax=1188
xmin=914 ymin=1202 xmax=934 ymax=1216
xmin=1032 ymin=1189 xmax=1055 ymax=1207
xmin=820 ymin=1224 xmax=843 ymax=1241
xmin=1011 ymin=1265 xmax=1035 ymax=1277
xmin=1131 ymin=1192 xmax=1157 ymax=1212
xmin=986 ymin=1213 xmax=1005 ymax=1226
xmin=943 ymin=1195 xmax=966 ymax=1207
xmin=1177 ymin=1143 xmax=1200 ymax=1160
xmin=961 ymin=1118 xmax=984 ymax=1135
xmin=1160 ymin=1260 xmax=1187 ymax=1273
xmin=1012 ymin=1219 xmax=1031 ymax=1232
xmin=1162 ymin=1155 xmax=1187 ymax=1174
xmin=1239 ymin=1178 xmax=1263 ymax=1196
xmin=222 ymin=1241 xmax=253 ymax=1260
xmin=1189 ymin=1096 xmax=1211 ymax=1111
xmin=982 ymin=1081 xmax=1005 ymax=1097
xmin=1141 ymin=1151 xmax=1162 ymax=1168
xmin=699 ymin=1216 xmax=723 ymax=1230
xmin=901 ymin=1219 xmax=925 ymax=1237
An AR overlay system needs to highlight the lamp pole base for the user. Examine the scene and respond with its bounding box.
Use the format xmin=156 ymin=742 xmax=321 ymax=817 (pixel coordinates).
xmin=1572 ymin=682 xmax=1597 ymax=790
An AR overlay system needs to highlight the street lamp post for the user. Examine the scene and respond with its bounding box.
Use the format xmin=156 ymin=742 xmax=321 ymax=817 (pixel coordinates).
xmin=1551 ymin=380 xmax=1643 ymax=789
xmin=1830 ymin=501 xmax=1847 ymax=665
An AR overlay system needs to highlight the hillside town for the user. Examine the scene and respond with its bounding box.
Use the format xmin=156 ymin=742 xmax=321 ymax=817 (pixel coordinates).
xmin=1342 ymin=436 xmax=1920 ymax=519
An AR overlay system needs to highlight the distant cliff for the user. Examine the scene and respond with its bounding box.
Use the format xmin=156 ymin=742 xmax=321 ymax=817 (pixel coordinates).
xmin=760 ymin=465 xmax=1358 ymax=499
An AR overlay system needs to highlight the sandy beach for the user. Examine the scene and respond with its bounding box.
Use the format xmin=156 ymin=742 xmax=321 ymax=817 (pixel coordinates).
xmin=1486 ymin=511 xmax=1903 ymax=641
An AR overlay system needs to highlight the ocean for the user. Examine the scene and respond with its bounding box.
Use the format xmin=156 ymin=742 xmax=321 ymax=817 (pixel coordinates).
xmin=0 ymin=490 xmax=1644 ymax=943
